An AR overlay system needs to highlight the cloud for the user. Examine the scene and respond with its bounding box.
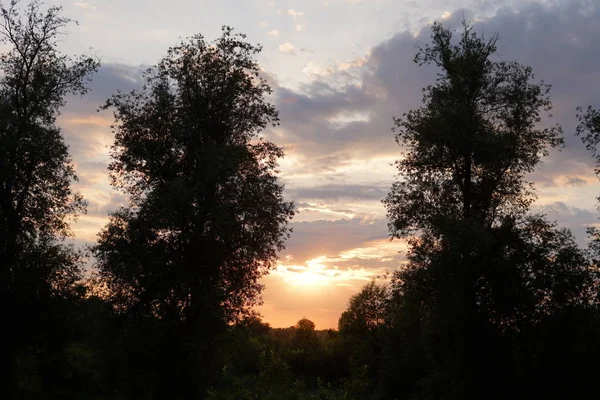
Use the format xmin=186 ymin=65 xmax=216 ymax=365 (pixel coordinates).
xmin=255 ymin=4 xmax=600 ymax=328
xmin=279 ymin=9 xmax=304 ymax=17
xmin=267 ymin=30 xmax=279 ymax=36
xmin=57 ymin=0 xmax=600 ymax=326
xmin=281 ymin=217 xmax=392 ymax=264
xmin=295 ymin=24 xmax=305 ymax=32
xmin=65 ymin=63 xmax=146 ymax=113
xmin=267 ymin=0 xmax=600 ymax=218
xmin=257 ymin=217 xmax=402 ymax=329
xmin=278 ymin=42 xmax=296 ymax=54
xmin=536 ymin=201 xmax=599 ymax=247
xmin=259 ymin=21 xmax=268 ymax=27
xmin=288 ymin=184 xmax=389 ymax=202
xmin=73 ymin=2 xmax=91 ymax=9
xmin=58 ymin=63 xmax=148 ymax=246
xmin=61 ymin=1 xmax=600 ymax=238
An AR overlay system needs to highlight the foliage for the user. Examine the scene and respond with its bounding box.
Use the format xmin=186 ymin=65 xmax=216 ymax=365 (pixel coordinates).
xmin=384 ymin=21 xmax=562 ymax=239
xmin=4 ymin=10 xmax=600 ymax=400
xmin=94 ymin=26 xmax=294 ymax=326
xmin=0 ymin=0 xmax=98 ymax=293
xmin=382 ymin=21 xmax=597 ymax=400
xmin=338 ymin=281 xmax=389 ymax=399
xmin=0 ymin=1 xmax=98 ymax=396
xmin=93 ymin=25 xmax=294 ymax=396
xmin=576 ymin=105 xmax=600 ymax=171
xmin=339 ymin=280 xmax=389 ymax=335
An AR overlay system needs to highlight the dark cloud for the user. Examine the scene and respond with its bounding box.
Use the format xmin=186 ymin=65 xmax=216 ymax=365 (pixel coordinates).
xmin=565 ymin=177 xmax=588 ymax=187
xmin=538 ymin=201 xmax=599 ymax=246
xmin=60 ymin=64 xmax=147 ymax=160
xmin=64 ymin=63 xmax=147 ymax=115
xmin=282 ymin=217 xmax=391 ymax=264
xmin=289 ymin=184 xmax=388 ymax=201
xmin=271 ymin=0 xmax=600 ymax=194
xmin=60 ymin=1 xmax=600 ymax=189
xmin=270 ymin=0 xmax=600 ymax=271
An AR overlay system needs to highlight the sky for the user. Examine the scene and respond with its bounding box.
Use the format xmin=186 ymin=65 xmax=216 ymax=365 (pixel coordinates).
xmin=42 ymin=0 xmax=600 ymax=329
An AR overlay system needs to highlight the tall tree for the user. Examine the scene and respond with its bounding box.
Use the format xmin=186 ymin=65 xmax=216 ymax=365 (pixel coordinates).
xmin=384 ymin=21 xmax=562 ymax=237
xmin=0 ymin=0 xmax=98 ymax=395
xmin=0 ymin=0 xmax=98 ymax=293
xmin=94 ymin=26 xmax=294 ymax=396
xmin=382 ymin=21 xmax=592 ymax=399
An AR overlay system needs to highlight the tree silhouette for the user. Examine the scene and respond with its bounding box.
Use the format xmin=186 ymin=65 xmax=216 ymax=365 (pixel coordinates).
xmin=382 ymin=21 xmax=594 ymax=399
xmin=577 ymin=106 xmax=600 ymax=168
xmin=339 ymin=280 xmax=388 ymax=335
xmin=338 ymin=281 xmax=389 ymax=399
xmin=576 ymin=105 xmax=600 ymax=256
xmin=296 ymin=318 xmax=316 ymax=331
xmin=93 ymin=26 xmax=294 ymax=397
xmin=0 ymin=0 xmax=98 ymax=293
xmin=0 ymin=1 xmax=98 ymax=395
xmin=384 ymin=21 xmax=562 ymax=238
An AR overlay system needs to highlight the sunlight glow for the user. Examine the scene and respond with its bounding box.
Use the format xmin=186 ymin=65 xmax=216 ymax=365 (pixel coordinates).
xmin=338 ymin=239 xmax=408 ymax=262
xmin=279 ymin=257 xmax=333 ymax=286
xmin=275 ymin=249 xmax=398 ymax=289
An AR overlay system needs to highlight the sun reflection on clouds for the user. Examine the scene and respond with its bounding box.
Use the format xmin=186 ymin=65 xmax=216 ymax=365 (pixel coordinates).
xmin=274 ymin=237 xmax=406 ymax=289
xmin=259 ymin=236 xmax=406 ymax=327
xmin=275 ymin=256 xmax=377 ymax=288
xmin=297 ymin=204 xmax=358 ymax=219
xmin=338 ymin=238 xmax=408 ymax=262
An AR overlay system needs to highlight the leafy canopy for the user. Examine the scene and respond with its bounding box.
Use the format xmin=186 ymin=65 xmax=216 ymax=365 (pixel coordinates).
xmin=0 ymin=0 xmax=99 ymax=296
xmin=94 ymin=26 xmax=294 ymax=326
xmin=384 ymin=21 xmax=562 ymax=238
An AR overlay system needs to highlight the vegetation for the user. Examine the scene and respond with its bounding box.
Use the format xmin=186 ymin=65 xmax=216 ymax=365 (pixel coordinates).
xmin=382 ymin=21 xmax=596 ymax=399
xmin=0 ymin=0 xmax=99 ymax=396
xmin=93 ymin=25 xmax=294 ymax=398
xmin=2 ymin=1 xmax=600 ymax=399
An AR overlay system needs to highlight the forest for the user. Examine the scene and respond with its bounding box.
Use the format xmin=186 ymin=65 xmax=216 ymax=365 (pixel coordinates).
xmin=2 ymin=1 xmax=600 ymax=399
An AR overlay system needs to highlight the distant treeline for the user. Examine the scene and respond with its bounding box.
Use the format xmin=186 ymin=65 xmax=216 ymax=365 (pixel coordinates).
xmin=2 ymin=1 xmax=600 ymax=399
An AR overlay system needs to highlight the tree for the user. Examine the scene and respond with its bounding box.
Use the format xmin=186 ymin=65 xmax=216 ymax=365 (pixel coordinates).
xmin=293 ymin=318 xmax=317 ymax=351
xmin=576 ymin=106 xmax=600 ymax=262
xmin=93 ymin=26 xmax=294 ymax=396
xmin=0 ymin=0 xmax=98 ymax=395
xmin=338 ymin=281 xmax=389 ymax=399
xmin=296 ymin=318 xmax=316 ymax=331
xmin=576 ymin=106 xmax=600 ymax=169
xmin=287 ymin=318 xmax=320 ymax=378
xmin=338 ymin=280 xmax=389 ymax=335
xmin=0 ymin=0 xmax=98 ymax=293
xmin=384 ymin=21 xmax=562 ymax=238
xmin=382 ymin=21 xmax=593 ymax=399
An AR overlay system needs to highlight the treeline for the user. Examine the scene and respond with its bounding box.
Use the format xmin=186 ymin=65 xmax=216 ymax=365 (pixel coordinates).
xmin=2 ymin=1 xmax=600 ymax=399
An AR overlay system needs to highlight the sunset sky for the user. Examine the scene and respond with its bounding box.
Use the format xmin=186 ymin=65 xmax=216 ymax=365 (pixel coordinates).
xmin=46 ymin=0 xmax=600 ymax=329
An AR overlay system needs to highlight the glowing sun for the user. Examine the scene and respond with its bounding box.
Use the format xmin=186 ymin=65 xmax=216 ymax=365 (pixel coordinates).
xmin=278 ymin=256 xmax=333 ymax=287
